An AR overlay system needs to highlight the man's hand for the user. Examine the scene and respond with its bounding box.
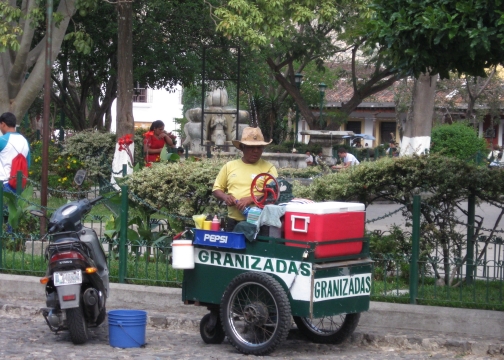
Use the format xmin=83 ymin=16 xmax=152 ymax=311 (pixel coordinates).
xmin=235 ymin=196 xmax=253 ymax=212
xmin=213 ymin=190 xmax=236 ymax=206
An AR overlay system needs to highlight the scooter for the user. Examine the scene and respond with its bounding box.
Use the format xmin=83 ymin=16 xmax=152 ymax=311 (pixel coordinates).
xmin=33 ymin=172 xmax=109 ymax=344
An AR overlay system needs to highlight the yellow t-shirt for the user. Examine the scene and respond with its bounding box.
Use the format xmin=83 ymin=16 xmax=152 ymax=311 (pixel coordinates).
xmin=213 ymin=159 xmax=278 ymax=221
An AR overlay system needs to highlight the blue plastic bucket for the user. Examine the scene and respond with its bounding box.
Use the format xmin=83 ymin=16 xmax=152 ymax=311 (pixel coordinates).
xmin=108 ymin=309 xmax=147 ymax=348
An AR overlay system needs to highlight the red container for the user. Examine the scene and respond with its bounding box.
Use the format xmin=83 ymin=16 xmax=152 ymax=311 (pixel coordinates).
xmin=284 ymin=201 xmax=365 ymax=258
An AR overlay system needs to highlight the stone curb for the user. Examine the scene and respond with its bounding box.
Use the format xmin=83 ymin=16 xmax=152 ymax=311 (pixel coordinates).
xmin=2 ymin=303 xmax=503 ymax=356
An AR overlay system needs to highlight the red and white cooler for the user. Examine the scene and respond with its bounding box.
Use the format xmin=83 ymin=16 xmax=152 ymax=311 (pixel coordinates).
xmin=284 ymin=201 xmax=365 ymax=258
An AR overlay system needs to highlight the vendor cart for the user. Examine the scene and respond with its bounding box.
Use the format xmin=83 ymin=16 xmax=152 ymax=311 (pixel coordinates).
xmin=181 ymin=175 xmax=373 ymax=356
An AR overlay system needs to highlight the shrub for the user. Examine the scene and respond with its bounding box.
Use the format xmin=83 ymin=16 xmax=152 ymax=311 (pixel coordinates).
xmin=277 ymin=167 xmax=323 ymax=179
xmin=293 ymin=154 xmax=504 ymax=285
xmin=29 ymin=140 xmax=87 ymax=194
xmin=62 ymin=130 xmax=116 ymax=178
xmin=266 ymin=141 xmax=321 ymax=155
xmin=430 ymin=122 xmax=488 ymax=160
xmin=125 ymin=158 xmax=229 ymax=225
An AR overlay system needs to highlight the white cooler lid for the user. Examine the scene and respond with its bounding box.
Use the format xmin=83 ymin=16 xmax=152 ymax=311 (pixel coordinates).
xmin=284 ymin=201 xmax=365 ymax=214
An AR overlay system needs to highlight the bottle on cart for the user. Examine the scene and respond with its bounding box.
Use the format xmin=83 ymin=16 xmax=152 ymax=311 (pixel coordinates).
xmin=220 ymin=217 xmax=226 ymax=231
xmin=211 ymin=215 xmax=220 ymax=231
xmin=236 ymin=200 xmax=251 ymax=217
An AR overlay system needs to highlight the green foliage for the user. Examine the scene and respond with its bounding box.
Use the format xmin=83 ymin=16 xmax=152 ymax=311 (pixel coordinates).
xmin=277 ymin=167 xmax=322 ymax=179
xmin=430 ymin=123 xmax=488 ymax=160
xmin=29 ymin=140 xmax=87 ymax=194
xmin=29 ymin=140 xmax=59 ymax=183
xmin=0 ymin=2 xmax=23 ymax=52
xmin=294 ymin=154 xmax=504 ymax=285
xmin=266 ymin=141 xmax=321 ymax=155
xmin=125 ymin=158 xmax=229 ymax=224
xmin=61 ymin=130 xmax=116 ymax=178
xmin=134 ymin=127 xmax=147 ymax=167
xmin=369 ymin=226 xmax=412 ymax=282
xmin=367 ymin=0 xmax=504 ymax=78
xmin=104 ymin=207 xmax=171 ymax=260
xmin=64 ymin=31 xmax=94 ymax=55
xmin=3 ymin=186 xmax=38 ymax=234
xmin=214 ymin=0 xmax=339 ymax=47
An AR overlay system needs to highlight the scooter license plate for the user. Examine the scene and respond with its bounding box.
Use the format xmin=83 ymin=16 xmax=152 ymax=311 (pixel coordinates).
xmin=53 ymin=270 xmax=82 ymax=286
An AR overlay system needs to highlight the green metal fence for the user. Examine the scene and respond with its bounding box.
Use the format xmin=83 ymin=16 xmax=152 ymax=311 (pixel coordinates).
xmin=1 ymin=172 xmax=504 ymax=310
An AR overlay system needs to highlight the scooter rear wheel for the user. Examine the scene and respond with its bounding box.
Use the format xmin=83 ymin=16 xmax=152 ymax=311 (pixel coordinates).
xmin=67 ymin=306 xmax=89 ymax=344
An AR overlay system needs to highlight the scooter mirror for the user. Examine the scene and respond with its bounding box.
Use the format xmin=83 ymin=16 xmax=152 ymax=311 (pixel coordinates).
xmin=74 ymin=169 xmax=87 ymax=186
xmin=29 ymin=210 xmax=45 ymax=218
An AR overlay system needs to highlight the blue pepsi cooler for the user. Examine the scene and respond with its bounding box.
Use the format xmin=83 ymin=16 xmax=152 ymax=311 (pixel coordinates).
xmin=193 ymin=229 xmax=246 ymax=249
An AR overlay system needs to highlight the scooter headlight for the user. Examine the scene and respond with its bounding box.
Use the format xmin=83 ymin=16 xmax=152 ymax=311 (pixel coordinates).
xmin=61 ymin=205 xmax=78 ymax=216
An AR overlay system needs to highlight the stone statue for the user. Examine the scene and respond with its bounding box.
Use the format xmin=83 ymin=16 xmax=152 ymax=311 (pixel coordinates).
xmin=183 ymin=88 xmax=249 ymax=153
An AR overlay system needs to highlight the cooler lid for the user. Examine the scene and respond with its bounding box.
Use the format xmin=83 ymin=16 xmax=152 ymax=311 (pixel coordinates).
xmin=284 ymin=201 xmax=365 ymax=214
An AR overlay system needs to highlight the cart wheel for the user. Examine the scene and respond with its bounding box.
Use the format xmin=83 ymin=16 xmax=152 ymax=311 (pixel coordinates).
xmin=220 ymin=272 xmax=291 ymax=355
xmin=293 ymin=313 xmax=360 ymax=344
xmin=200 ymin=313 xmax=225 ymax=344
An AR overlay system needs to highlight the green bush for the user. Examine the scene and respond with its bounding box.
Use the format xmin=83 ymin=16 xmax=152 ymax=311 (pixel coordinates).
xmin=277 ymin=166 xmax=323 ymax=179
xmin=266 ymin=141 xmax=321 ymax=155
xmin=29 ymin=140 xmax=88 ymax=194
xmin=293 ymin=154 xmax=504 ymax=285
xmin=62 ymin=130 xmax=116 ymax=178
xmin=430 ymin=122 xmax=488 ymax=160
xmin=125 ymin=158 xmax=229 ymax=225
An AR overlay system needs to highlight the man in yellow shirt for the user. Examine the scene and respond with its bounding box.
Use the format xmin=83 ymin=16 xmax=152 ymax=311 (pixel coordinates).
xmin=213 ymin=127 xmax=278 ymax=231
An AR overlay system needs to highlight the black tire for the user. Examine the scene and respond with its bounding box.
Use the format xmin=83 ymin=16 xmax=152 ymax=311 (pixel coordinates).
xmin=67 ymin=306 xmax=89 ymax=345
xmin=200 ymin=313 xmax=225 ymax=344
xmin=293 ymin=313 xmax=360 ymax=344
xmin=220 ymin=272 xmax=291 ymax=356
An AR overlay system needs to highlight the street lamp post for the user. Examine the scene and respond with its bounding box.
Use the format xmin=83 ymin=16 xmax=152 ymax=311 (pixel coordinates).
xmin=318 ymin=82 xmax=327 ymax=128
xmin=294 ymin=73 xmax=303 ymax=144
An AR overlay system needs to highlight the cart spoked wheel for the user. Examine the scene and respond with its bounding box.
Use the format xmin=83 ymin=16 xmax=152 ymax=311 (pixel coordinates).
xmin=293 ymin=313 xmax=360 ymax=344
xmin=250 ymin=173 xmax=280 ymax=208
xmin=200 ymin=313 xmax=225 ymax=344
xmin=220 ymin=272 xmax=291 ymax=355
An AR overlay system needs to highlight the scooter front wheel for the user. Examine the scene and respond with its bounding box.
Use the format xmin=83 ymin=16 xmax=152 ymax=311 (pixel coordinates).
xmin=67 ymin=306 xmax=89 ymax=344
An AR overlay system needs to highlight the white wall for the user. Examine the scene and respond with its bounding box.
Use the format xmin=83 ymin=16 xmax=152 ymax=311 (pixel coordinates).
xmin=110 ymin=86 xmax=183 ymax=143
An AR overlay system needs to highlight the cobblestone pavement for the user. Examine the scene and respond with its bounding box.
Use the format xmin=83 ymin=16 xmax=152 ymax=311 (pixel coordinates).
xmin=0 ymin=306 xmax=501 ymax=360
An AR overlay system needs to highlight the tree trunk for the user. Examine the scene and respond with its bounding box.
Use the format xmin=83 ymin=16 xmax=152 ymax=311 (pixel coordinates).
xmin=0 ymin=0 xmax=77 ymax=119
xmin=400 ymin=73 xmax=438 ymax=156
xmin=112 ymin=0 xmax=135 ymax=180
xmin=116 ymin=0 xmax=134 ymax=139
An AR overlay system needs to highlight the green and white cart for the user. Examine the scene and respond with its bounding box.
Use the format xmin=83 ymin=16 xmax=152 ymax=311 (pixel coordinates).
xmin=182 ymin=175 xmax=373 ymax=355
xmin=182 ymin=230 xmax=372 ymax=356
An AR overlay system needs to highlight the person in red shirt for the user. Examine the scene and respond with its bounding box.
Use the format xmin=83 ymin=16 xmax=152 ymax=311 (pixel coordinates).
xmin=143 ymin=120 xmax=176 ymax=164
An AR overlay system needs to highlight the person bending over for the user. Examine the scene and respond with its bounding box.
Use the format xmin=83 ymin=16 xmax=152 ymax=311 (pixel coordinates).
xmin=331 ymin=148 xmax=359 ymax=170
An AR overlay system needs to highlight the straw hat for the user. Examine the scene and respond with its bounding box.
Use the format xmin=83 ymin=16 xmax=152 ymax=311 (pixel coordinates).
xmin=232 ymin=127 xmax=272 ymax=150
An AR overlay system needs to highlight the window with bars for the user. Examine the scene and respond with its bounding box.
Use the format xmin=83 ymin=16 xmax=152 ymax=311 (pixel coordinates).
xmin=133 ymin=85 xmax=148 ymax=103
xmin=346 ymin=121 xmax=362 ymax=134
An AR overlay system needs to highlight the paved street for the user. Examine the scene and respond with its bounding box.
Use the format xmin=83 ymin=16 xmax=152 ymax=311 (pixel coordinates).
xmin=366 ymin=201 xmax=503 ymax=233
xmin=0 ymin=311 xmax=497 ymax=360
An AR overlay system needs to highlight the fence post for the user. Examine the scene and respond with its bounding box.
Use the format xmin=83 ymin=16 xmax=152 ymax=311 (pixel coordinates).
xmin=0 ymin=185 xmax=3 ymax=269
xmin=466 ymin=192 xmax=475 ymax=284
xmin=409 ymin=194 xmax=420 ymax=304
xmin=16 ymin=170 xmax=23 ymax=195
xmin=122 ymin=164 xmax=127 ymax=177
xmin=118 ymin=184 xmax=128 ymax=283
